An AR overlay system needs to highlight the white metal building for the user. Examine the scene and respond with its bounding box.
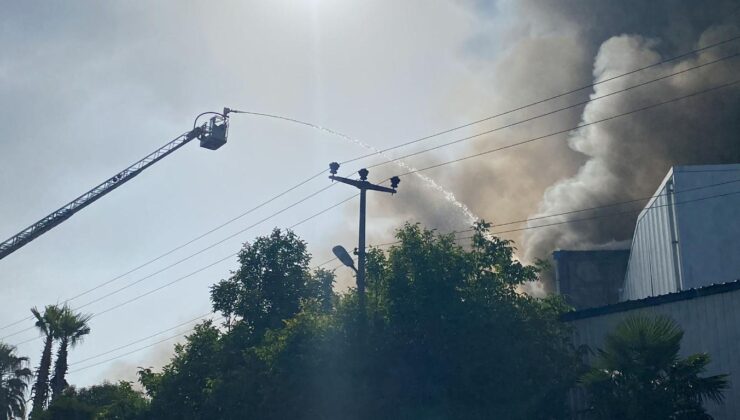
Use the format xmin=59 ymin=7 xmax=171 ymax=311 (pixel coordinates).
xmin=621 ymin=164 xmax=740 ymax=301
xmin=564 ymin=281 xmax=740 ymax=419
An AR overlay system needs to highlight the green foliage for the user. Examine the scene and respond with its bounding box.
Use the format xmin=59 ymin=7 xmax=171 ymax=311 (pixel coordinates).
xmin=139 ymin=321 xmax=222 ymax=419
xmin=139 ymin=223 xmax=582 ymax=419
xmin=357 ymin=222 xmax=579 ymax=419
xmin=0 ymin=343 xmax=33 ymax=420
xmin=37 ymin=381 xmax=148 ymax=420
xmin=30 ymin=304 xmax=64 ymax=418
xmin=210 ymin=228 xmax=332 ymax=340
xmin=50 ymin=306 xmax=92 ymax=401
xmin=580 ymin=315 xmax=729 ymax=419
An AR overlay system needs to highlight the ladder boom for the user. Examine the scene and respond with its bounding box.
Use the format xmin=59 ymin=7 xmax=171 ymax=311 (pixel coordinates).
xmin=0 ymin=127 xmax=203 ymax=261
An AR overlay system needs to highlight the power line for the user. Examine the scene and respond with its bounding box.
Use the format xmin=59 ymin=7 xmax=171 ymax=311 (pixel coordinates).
xmin=340 ymin=34 xmax=740 ymax=165
xmin=71 ymin=311 xmax=214 ymax=366
xmin=69 ymin=332 xmax=186 ymax=373
xmin=468 ymin=177 xmax=740 ymax=234
xmin=8 ymin=77 xmax=738 ymax=345
xmin=69 ymin=317 xmax=224 ymax=374
xmin=324 ymin=176 xmax=740 ymax=266
xmin=7 ymin=190 xmax=363 ymax=347
xmin=71 ymin=184 xmax=740 ymax=374
xmin=393 ymin=78 xmax=740 ymax=178
xmin=72 ymin=181 xmax=740 ymax=338
xmin=368 ymin=183 xmax=740 ymax=251
xmin=0 ymin=169 xmax=326 ymax=332
xmin=366 ymin=55 xmax=739 ymax=172
xmin=8 ymin=34 xmax=734 ymax=335
xmin=76 ymin=77 xmax=735 ymax=329
xmin=0 ymin=179 xmax=337 ymax=338
xmin=491 ymin=187 xmax=740 ymax=236
xmin=6 ymin=34 xmax=738 ymax=348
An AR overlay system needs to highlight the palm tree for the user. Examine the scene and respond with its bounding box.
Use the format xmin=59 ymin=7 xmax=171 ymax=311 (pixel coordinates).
xmin=581 ymin=315 xmax=729 ymax=419
xmin=29 ymin=304 xmax=63 ymax=418
xmin=0 ymin=343 xmax=33 ymax=420
xmin=49 ymin=306 xmax=91 ymax=401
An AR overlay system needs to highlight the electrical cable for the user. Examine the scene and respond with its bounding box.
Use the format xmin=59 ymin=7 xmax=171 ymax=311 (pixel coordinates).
xmin=365 ymin=55 xmax=739 ymax=172
xmin=340 ymin=34 xmax=740 ymax=164
xmin=66 ymin=184 xmax=740 ymax=374
xmin=392 ymin=78 xmax=740 ymax=178
xmin=69 ymin=317 xmax=225 ymax=374
xmin=7 ymin=189 xmax=362 ymax=346
xmin=6 ymin=34 xmax=739 ymax=351
xmin=0 ymin=169 xmax=327 ymax=332
xmin=8 ymin=34 xmax=735 ymax=334
xmin=7 ymin=77 xmax=738 ymax=344
xmin=72 ymin=311 xmax=215 ymax=366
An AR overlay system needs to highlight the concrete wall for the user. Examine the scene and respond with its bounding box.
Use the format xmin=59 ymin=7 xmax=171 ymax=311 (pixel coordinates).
xmin=565 ymin=283 xmax=740 ymax=419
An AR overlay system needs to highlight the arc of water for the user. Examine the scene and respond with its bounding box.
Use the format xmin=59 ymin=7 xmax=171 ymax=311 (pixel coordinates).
xmin=232 ymin=111 xmax=479 ymax=226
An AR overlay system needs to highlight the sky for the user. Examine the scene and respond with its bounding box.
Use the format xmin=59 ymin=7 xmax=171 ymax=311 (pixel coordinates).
xmin=1 ymin=0 xmax=739 ymax=387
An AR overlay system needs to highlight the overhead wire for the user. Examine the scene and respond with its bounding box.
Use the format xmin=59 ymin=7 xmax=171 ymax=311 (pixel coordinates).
xmin=340 ymin=34 xmax=740 ymax=164
xmin=0 ymin=181 xmax=341 ymax=341
xmin=41 ymin=34 xmax=740 ymax=376
xmin=366 ymin=53 xmax=740 ymax=171
xmin=9 ymin=73 xmax=739 ymax=345
xmin=7 ymin=33 xmax=736 ymax=333
xmin=392 ymin=78 xmax=740 ymax=178
xmin=5 ymin=34 xmax=739 ymax=359
xmin=69 ymin=316 xmax=225 ymax=374
xmin=18 ymin=174 xmax=740 ymax=349
xmin=7 ymin=183 xmax=362 ymax=347
xmin=0 ymin=169 xmax=326 ymax=332
xmin=66 ymin=182 xmax=740 ymax=374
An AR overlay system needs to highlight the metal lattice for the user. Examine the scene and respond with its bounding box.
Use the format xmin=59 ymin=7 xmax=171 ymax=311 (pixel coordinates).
xmin=0 ymin=128 xmax=202 ymax=261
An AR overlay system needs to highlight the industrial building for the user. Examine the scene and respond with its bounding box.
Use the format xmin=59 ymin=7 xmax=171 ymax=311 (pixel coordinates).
xmin=556 ymin=164 xmax=740 ymax=419
xmin=553 ymin=250 xmax=629 ymax=310
xmin=621 ymin=164 xmax=740 ymax=301
xmin=555 ymin=163 xmax=740 ymax=307
xmin=564 ymin=281 xmax=740 ymax=418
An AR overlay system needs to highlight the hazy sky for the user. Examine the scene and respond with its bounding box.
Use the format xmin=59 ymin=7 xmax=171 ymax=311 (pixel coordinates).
xmin=1 ymin=0 xmax=738 ymax=387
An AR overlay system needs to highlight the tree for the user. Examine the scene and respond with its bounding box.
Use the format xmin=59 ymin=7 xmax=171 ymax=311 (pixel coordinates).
xmin=30 ymin=304 xmax=63 ymax=418
xmin=141 ymin=228 xmax=336 ymax=419
xmin=210 ymin=228 xmax=334 ymax=341
xmin=353 ymin=222 xmax=581 ymax=419
xmin=580 ymin=315 xmax=729 ymax=419
xmin=138 ymin=321 xmax=222 ymax=419
xmin=0 ymin=343 xmax=33 ymax=420
xmin=37 ymin=381 xmax=148 ymax=420
xmin=140 ymin=223 xmax=581 ymax=419
xmin=49 ymin=306 xmax=91 ymax=401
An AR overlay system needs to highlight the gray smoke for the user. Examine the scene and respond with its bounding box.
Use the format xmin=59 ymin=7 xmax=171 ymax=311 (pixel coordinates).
xmin=374 ymin=0 xmax=740 ymax=292
xmin=523 ymin=27 xmax=740 ymax=265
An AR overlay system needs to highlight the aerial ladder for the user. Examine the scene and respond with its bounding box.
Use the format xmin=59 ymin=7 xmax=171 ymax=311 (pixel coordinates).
xmin=0 ymin=108 xmax=237 ymax=261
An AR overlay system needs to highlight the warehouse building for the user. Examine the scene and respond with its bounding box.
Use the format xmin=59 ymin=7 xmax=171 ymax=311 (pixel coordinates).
xmin=564 ymin=281 xmax=740 ymax=418
xmin=555 ymin=164 xmax=740 ymax=308
xmin=621 ymin=164 xmax=740 ymax=300
xmin=557 ymin=164 xmax=740 ymax=418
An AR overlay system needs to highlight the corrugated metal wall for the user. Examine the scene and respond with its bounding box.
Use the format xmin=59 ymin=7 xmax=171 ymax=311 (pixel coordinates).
xmin=567 ymin=287 xmax=740 ymax=419
xmin=620 ymin=164 xmax=740 ymax=301
xmin=672 ymin=166 xmax=740 ymax=290
xmin=621 ymin=171 xmax=679 ymax=300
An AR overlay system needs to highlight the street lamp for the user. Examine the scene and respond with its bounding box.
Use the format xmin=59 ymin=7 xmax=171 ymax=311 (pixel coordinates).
xmin=329 ymin=162 xmax=400 ymax=312
xmin=332 ymin=245 xmax=357 ymax=272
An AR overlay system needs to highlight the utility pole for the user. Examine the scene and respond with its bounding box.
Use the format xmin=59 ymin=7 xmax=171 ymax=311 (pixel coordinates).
xmin=329 ymin=162 xmax=400 ymax=312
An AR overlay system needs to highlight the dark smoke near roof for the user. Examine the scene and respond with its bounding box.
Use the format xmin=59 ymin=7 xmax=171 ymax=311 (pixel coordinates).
xmin=376 ymin=0 xmax=740 ymax=293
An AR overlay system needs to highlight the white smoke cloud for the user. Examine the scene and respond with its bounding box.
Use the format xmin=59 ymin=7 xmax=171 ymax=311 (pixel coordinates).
xmin=523 ymin=26 xmax=740 ymax=265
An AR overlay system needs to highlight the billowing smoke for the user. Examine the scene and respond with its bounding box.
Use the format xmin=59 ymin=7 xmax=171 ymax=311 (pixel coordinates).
xmin=373 ymin=0 xmax=740 ymax=291
xmin=523 ymin=27 xmax=740 ymax=264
